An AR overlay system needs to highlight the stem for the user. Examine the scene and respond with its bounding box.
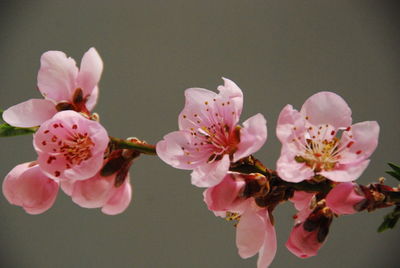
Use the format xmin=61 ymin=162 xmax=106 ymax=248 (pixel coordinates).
xmin=109 ymin=136 xmax=157 ymax=155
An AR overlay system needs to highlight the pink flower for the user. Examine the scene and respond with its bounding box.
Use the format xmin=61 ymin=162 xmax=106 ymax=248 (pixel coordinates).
xmin=2 ymin=162 xmax=59 ymax=214
xmin=157 ymin=78 xmax=267 ymax=187
xmin=61 ymin=171 xmax=132 ymax=215
xmin=33 ymin=110 xmax=109 ymax=181
xmin=325 ymin=182 xmax=365 ymax=215
xmin=204 ymin=174 xmax=277 ymax=268
xmin=286 ymin=191 xmax=333 ymax=258
xmin=286 ymin=219 xmax=326 ymax=259
xmin=287 ymin=192 xmax=332 ymax=258
xmin=276 ymin=91 xmax=379 ymax=183
xmin=3 ymin=48 xmax=102 ymax=127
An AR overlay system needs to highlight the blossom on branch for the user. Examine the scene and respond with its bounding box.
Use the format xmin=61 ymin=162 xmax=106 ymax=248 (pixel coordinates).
xmin=3 ymin=47 xmax=103 ymax=127
xmin=33 ymin=110 xmax=109 ymax=181
xmin=157 ymin=78 xmax=267 ymax=187
xmin=276 ymin=91 xmax=379 ymax=183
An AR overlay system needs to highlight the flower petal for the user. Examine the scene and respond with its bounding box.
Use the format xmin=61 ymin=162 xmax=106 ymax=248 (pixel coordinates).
xmin=85 ymin=85 xmax=99 ymax=111
xmin=320 ymin=160 xmax=370 ymax=182
xmin=71 ymin=173 xmax=114 ymax=208
xmin=276 ymin=104 xmax=306 ymax=145
xmin=156 ymin=130 xmax=206 ymax=170
xmin=101 ymin=177 xmax=132 ymax=215
xmin=276 ymin=148 xmax=314 ymax=182
xmin=234 ymin=113 xmax=267 ymax=161
xmin=3 ymin=99 xmax=57 ymax=127
xmin=37 ymin=51 xmax=78 ymax=102
xmin=217 ymin=77 xmax=243 ymax=118
xmin=63 ymin=153 xmax=105 ymax=181
xmin=191 ymin=154 xmax=230 ymax=187
xmin=339 ymin=121 xmax=380 ymax=164
xmin=286 ymin=224 xmax=321 ymax=258
xmin=203 ymin=174 xmax=245 ymax=212
xmin=178 ymin=87 xmax=217 ymax=131
xmin=256 ymin=211 xmax=277 ymax=268
xmin=300 ymin=92 xmax=352 ymax=129
xmin=236 ymin=209 xmax=265 ymax=259
xmin=290 ymin=191 xmax=315 ymax=212
xmin=77 ymin=47 xmax=103 ymax=98
xmin=326 ymin=182 xmax=365 ymax=215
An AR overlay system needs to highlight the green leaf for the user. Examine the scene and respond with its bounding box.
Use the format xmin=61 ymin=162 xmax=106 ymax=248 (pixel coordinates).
xmin=386 ymin=163 xmax=400 ymax=181
xmin=0 ymin=123 xmax=36 ymax=137
xmin=378 ymin=206 xmax=400 ymax=233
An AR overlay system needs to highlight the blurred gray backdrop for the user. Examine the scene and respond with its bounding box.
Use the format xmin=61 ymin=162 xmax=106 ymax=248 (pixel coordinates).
xmin=0 ymin=1 xmax=399 ymax=267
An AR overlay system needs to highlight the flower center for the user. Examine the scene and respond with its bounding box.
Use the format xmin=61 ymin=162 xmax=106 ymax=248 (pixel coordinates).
xmin=295 ymin=138 xmax=340 ymax=172
xmin=291 ymin=124 xmax=358 ymax=173
xmin=180 ymin=98 xmax=240 ymax=164
xmin=42 ymin=123 xmax=95 ymax=169
xmin=60 ymin=132 xmax=94 ymax=166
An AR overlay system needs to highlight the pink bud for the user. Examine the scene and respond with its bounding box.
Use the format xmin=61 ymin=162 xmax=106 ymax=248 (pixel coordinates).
xmin=286 ymin=223 xmax=322 ymax=258
xmin=286 ymin=206 xmax=332 ymax=258
xmin=326 ymin=182 xmax=365 ymax=215
xmin=2 ymin=162 xmax=59 ymax=214
xmin=203 ymin=174 xmax=245 ymax=212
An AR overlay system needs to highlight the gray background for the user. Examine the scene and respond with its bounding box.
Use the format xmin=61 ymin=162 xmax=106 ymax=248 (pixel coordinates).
xmin=0 ymin=1 xmax=399 ymax=267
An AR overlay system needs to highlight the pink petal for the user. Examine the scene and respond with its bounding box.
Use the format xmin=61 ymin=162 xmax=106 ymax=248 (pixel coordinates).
xmin=256 ymin=211 xmax=277 ymax=268
xmin=63 ymin=152 xmax=105 ymax=181
xmin=37 ymin=51 xmax=78 ymax=102
xmin=203 ymin=174 xmax=245 ymax=211
xmin=326 ymin=182 xmax=365 ymax=215
xmin=217 ymin=77 xmax=243 ymax=118
xmin=71 ymin=173 xmax=114 ymax=208
xmin=85 ymin=85 xmax=99 ymax=111
xmin=339 ymin=121 xmax=380 ymax=164
xmin=3 ymin=99 xmax=57 ymax=127
xmin=300 ymin=92 xmax=352 ymax=129
xmin=3 ymin=162 xmax=59 ymax=214
xmin=236 ymin=209 xmax=265 ymax=258
xmin=156 ymin=131 xmax=205 ymax=170
xmin=60 ymin=179 xmax=74 ymax=196
xmin=101 ymin=177 xmax=132 ymax=215
xmin=290 ymin=191 xmax=315 ymax=212
xmin=276 ymin=104 xmax=306 ymax=145
xmin=191 ymin=154 xmax=230 ymax=187
xmin=234 ymin=113 xmax=267 ymax=161
xmin=319 ymin=160 xmax=370 ymax=182
xmin=77 ymin=47 xmax=103 ymax=98
xmin=178 ymin=87 xmax=218 ymax=131
xmin=286 ymin=224 xmax=321 ymax=258
xmin=276 ymin=148 xmax=314 ymax=182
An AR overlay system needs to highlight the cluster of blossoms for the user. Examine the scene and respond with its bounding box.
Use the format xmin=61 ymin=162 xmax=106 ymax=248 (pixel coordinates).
xmin=156 ymin=82 xmax=382 ymax=267
xmin=2 ymin=48 xmax=399 ymax=268
xmin=2 ymin=48 xmax=133 ymax=215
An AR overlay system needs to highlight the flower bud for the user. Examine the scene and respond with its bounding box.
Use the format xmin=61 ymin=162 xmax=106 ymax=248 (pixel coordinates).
xmin=326 ymin=182 xmax=365 ymax=215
